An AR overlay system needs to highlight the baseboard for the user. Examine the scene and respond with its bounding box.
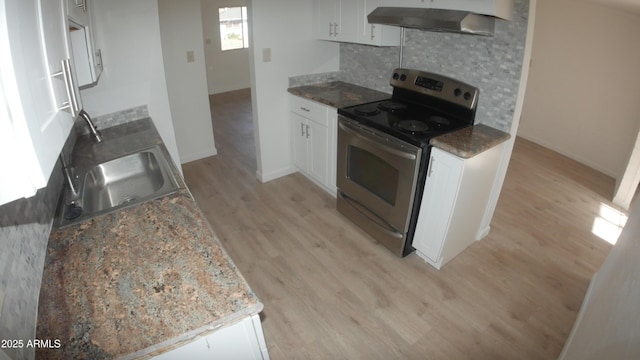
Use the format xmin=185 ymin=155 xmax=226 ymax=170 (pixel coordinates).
xmin=256 ymin=166 xmax=297 ymax=183
xmin=476 ymin=225 xmax=491 ymax=240
xmin=516 ymin=134 xmax=616 ymax=178
xmin=180 ymin=147 xmax=218 ymax=164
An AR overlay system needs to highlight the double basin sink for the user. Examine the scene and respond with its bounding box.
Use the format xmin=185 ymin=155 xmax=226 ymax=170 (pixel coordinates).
xmin=55 ymin=144 xmax=180 ymax=228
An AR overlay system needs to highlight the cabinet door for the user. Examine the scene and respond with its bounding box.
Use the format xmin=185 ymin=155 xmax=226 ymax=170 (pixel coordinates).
xmin=67 ymin=0 xmax=89 ymax=25
xmin=379 ymin=0 xmax=427 ymax=7
xmin=412 ymin=148 xmax=463 ymax=263
xmin=307 ymin=119 xmax=329 ymax=186
xmin=291 ymin=113 xmax=309 ymax=172
xmin=335 ymin=0 xmax=359 ymax=43
xmin=152 ymin=315 xmax=268 ymax=360
xmin=360 ymin=0 xmax=401 ymax=46
xmin=0 ymin=0 xmax=74 ymax=204
xmin=68 ymin=0 xmax=102 ymax=88
xmin=314 ymin=0 xmax=339 ymax=40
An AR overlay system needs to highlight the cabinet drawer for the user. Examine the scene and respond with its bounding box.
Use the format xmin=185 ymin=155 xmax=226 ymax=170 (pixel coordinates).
xmin=290 ymin=95 xmax=329 ymax=127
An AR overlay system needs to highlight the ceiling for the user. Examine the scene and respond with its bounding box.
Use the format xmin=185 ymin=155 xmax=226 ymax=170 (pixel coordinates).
xmin=581 ymin=0 xmax=640 ymax=15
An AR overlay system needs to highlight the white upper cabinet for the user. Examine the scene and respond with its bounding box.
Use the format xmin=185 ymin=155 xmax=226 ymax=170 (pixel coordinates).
xmin=67 ymin=0 xmax=102 ymax=88
xmin=315 ymin=0 xmax=400 ymax=46
xmin=359 ymin=0 xmax=401 ymax=46
xmin=378 ymin=0 xmax=514 ymax=20
xmin=315 ymin=0 xmax=359 ymax=43
xmin=67 ymin=0 xmax=89 ymax=25
xmin=0 ymin=0 xmax=76 ymax=205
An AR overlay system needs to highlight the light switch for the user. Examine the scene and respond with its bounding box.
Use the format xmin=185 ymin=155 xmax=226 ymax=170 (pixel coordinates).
xmin=186 ymin=51 xmax=195 ymax=63
xmin=263 ymin=48 xmax=271 ymax=63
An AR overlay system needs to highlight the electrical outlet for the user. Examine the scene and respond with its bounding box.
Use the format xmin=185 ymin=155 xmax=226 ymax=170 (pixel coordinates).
xmin=262 ymin=48 xmax=271 ymax=63
xmin=186 ymin=51 xmax=195 ymax=63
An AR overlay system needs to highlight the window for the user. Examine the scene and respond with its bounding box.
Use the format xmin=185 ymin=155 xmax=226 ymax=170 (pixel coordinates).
xmin=219 ymin=6 xmax=249 ymax=51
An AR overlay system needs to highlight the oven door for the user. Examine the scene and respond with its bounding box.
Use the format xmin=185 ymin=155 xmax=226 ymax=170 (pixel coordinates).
xmin=336 ymin=116 xmax=422 ymax=254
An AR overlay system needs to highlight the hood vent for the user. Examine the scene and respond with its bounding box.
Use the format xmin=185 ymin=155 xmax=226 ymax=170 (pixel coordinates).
xmin=367 ymin=7 xmax=495 ymax=36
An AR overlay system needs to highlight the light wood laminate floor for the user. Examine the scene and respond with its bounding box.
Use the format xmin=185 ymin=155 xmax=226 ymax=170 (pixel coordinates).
xmin=183 ymin=89 xmax=615 ymax=359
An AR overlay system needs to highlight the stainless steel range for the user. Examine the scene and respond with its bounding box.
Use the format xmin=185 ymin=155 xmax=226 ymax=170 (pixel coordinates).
xmin=336 ymin=68 xmax=479 ymax=257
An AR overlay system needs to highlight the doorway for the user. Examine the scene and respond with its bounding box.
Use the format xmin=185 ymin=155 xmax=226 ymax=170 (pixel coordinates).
xmin=201 ymin=1 xmax=251 ymax=94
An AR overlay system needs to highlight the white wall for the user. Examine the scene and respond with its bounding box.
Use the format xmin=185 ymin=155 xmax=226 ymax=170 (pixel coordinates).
xmin=518 ymin=0 xmax=640 ymax=180
xmin=201 ymin=0 xmax=251 ymax=94
xmin=79 ymin=0 xmax=181 ymax=171
xmin=248 ymin=0 xmax=339 ymax=182
xmin=158 ymin=0 xmax=217 ymax=164
xmin=559 ymin=199 xmax=640 ymax=359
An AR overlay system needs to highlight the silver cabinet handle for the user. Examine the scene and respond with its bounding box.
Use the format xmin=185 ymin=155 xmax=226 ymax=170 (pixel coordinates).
xmin=428 ymin=156 xmax=435 ymax=177
xmin=333 ymin=22 xmax=339 ymax=36
xmin=53 ymin=59 xmax=80 ymax=117
xmin=300 ymin=123 xmax=305 ymax=136
xmin=63 ymin=59 xmax=80 ymax=117
xmin=370 ymin=25 xmax=376 ymax=40
xmin=306 ymin=124 xmax=310 ymax=139
xmin=76 ymin=0 xmax=87 ymax=12
xmin=95 ymin=49 xmax=103 ymax=71
xmin=300 ymin=107 xmax=310 ymax=112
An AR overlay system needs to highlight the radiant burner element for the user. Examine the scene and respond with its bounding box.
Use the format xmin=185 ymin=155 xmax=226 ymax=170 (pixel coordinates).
xmin=397 ymin=120 xmax=430 ymax=133
xmin=354 ymin=104 xmax=380 ymax=116
xmin=430 ymin=116 xmax=451 ymax=127
xmin=378 ymin=100 xmax=408 ymax=112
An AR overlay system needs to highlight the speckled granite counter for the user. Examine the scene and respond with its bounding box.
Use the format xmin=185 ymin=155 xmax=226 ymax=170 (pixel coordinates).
xmin=36 ymin=119 xmax=262 ymax=360
xmin=287 ymin=81 xmax=390 ymax=108
xmin=430 ymin=124 xmax=511 ymax=159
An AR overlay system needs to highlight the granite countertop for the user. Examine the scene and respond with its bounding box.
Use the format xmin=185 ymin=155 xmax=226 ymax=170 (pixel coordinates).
xmin=287 ymin=81 xmax=390 ymax=108
xmin=36 ymin=120 xmax=262 ymax=360
xmin=430 ymin=124 xmax=511 ymax=159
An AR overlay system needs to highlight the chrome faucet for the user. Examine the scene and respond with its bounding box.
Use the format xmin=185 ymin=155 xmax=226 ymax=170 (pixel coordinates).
xmin=60 ymin=152 xmax=79 ymax=201
xmin=78 ymin=109 xmax=103 ymax=143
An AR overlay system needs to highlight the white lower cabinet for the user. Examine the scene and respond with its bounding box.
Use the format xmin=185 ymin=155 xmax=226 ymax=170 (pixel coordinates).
xmin=413 ymin=144 xmax=504 ymax=269
xmin=290 ymin=95 xmax=337 ymax=196
xmin=152 ymin=314 xmax=269 ymax=360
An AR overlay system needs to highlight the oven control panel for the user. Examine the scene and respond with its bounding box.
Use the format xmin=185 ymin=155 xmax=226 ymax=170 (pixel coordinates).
xmin=391 ymin=68 xmax=479 ymax=110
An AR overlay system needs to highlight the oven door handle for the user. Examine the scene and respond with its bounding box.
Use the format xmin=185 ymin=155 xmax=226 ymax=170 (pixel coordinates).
xmin=338 ymin=121 xmax=417 ymax=160
xmin=339 ymin=191 xmax=403 ymax=239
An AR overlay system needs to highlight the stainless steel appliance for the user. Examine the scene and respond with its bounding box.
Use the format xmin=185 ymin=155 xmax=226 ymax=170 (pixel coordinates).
xmin=336 ymin=68 xmax=479 ymax=256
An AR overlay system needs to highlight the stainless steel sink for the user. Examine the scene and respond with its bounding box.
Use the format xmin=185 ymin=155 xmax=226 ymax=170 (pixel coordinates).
xmin=56 ymin=145 xmax=179 ymax=227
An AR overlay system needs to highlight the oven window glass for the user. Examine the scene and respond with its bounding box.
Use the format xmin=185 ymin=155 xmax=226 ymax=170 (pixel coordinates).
xmin=347 ymin=146 xmax=399 ymax=205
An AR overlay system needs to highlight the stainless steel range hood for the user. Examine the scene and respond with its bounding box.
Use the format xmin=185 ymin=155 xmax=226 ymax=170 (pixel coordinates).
xmin=367 ymin=7 xmax=495 ymax=36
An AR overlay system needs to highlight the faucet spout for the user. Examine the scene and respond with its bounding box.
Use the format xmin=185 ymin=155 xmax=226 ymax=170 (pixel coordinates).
xmin=79 ymin=109 xmax=103 ymax=143
xmin=60 ymin=153 xmax=79 ymax=201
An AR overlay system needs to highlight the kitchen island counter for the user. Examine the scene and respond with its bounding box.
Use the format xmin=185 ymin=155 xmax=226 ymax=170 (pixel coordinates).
xmin=36 ymin=120 xmax=263 ymax=360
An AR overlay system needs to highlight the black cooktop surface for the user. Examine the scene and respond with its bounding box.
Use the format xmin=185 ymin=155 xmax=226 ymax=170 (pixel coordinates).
xmin=338 ymin=99 xmax=473 ymax=147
